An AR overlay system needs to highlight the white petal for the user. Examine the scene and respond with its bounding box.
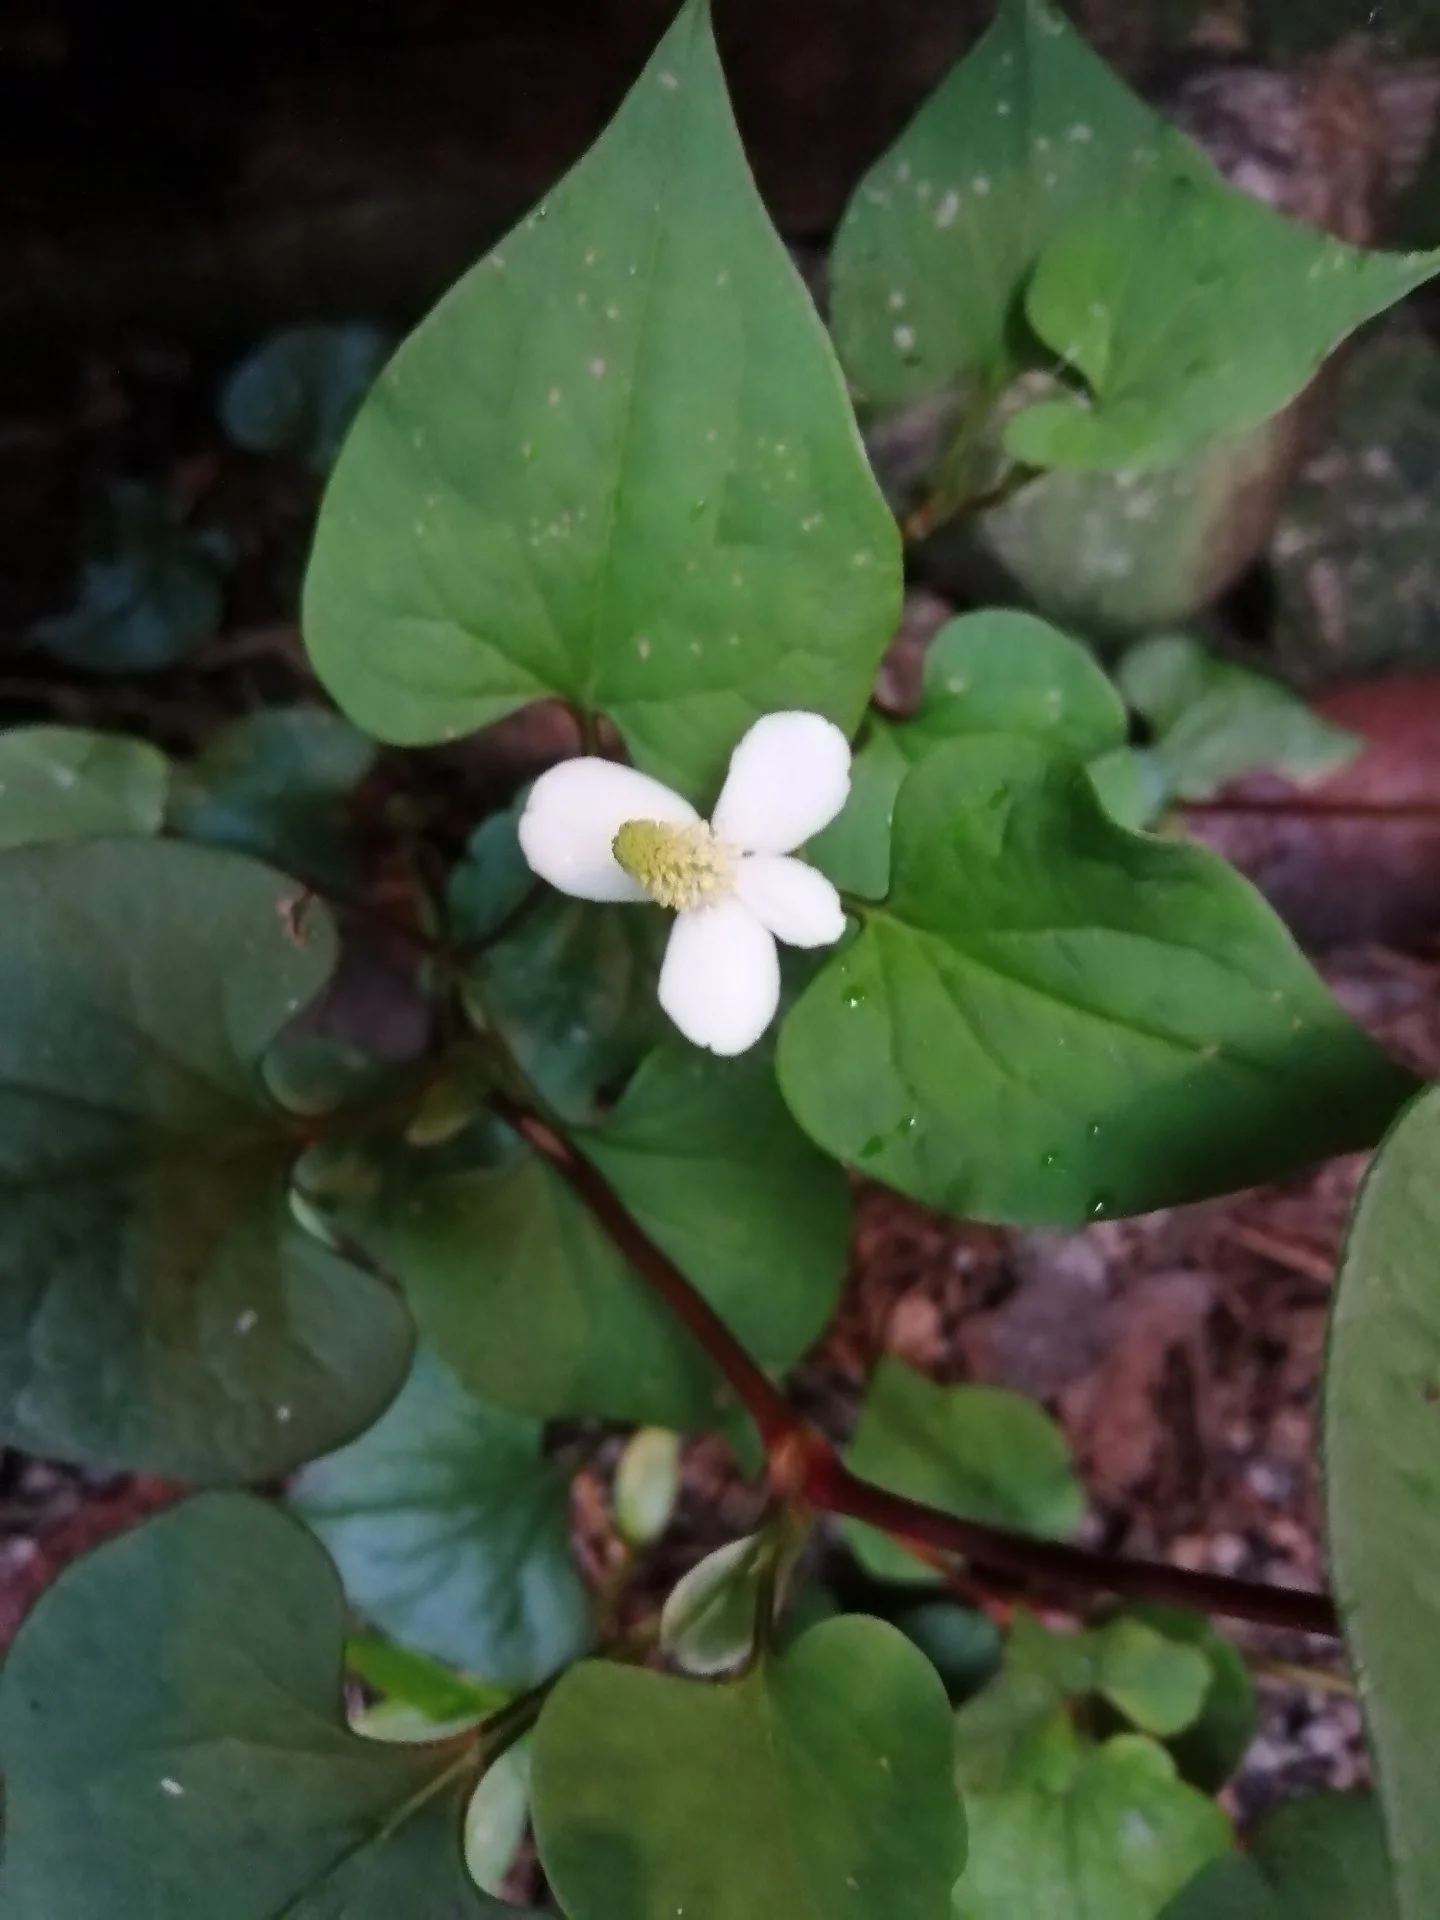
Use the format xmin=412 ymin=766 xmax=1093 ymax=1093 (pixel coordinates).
xmin=517 ymin=759 xmax=698 ymax=902
xmin=710 ymin=712 xmax=852 ymax=855
xmin=734 ymin=854 xmax=846 ymax=948
xmin=658 ymin=900 xmax=781 ymax=1056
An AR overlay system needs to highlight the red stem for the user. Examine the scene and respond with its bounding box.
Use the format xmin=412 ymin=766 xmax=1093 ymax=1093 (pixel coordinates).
xmin=502 ymin=1097 xmax=1341 ymax=1640
xmin=811 ymin=1454 xmax=1338 ymax=1637
xmin=498 ymin=1100 xmax=796 ymax=1454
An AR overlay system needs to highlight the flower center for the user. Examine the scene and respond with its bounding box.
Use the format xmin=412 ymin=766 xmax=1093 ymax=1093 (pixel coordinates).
xmin=613 ymin=819 xmax=736 ymax=912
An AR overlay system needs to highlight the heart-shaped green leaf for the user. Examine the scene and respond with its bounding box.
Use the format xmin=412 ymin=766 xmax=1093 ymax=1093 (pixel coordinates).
xmin=843 ymin=1359 xmax=1083 ymax=1582
xmin=1010 ymin=171 xmax=1440 ymax=472
xmin=0 ymin=837 xmax=411 ymax=1479
xmin=830 ymin=0 xmax=1178 ymax=410
xmin=0 ymin=726 xmax=169 ymax=848
xmin=810 ymin=610 xmax=1125 ymax=898
xmin=1161 ymin=1793 xmax=1396 ymax=1919
xmin=293 ymin=1347 xmax=592 ymax=1689
xmin=1325 ymin=1082 xmax=1440 ymax=1920
xmin=532 ymin=1615 xmax=964 ymax=1920
xmin=780 ymin=736 xmax=1414 ymax=1224
xmin=303 ymin=0 xmax=898 ymax=802
xmin=0 ymin=1492 xmax=507 ymax=1917
xmin=952 ymin=1731 xmax=1231 ymax=1919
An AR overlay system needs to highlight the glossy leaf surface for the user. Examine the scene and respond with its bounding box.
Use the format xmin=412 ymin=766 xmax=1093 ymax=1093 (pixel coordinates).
xmin=0 ymin=1494 xmax=505 ymax=1917
xmin=305 ymin=0 xmax=898 ymax=800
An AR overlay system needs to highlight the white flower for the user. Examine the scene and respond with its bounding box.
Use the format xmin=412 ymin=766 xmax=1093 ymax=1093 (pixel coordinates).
xmin=518 ymin=712 xmax=851 ymax=1056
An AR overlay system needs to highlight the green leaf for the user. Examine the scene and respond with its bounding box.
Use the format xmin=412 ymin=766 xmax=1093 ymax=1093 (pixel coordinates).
xmin=262 ymin=1032 xmax=392 ymax=1122
xmin=1126 ymin=1607 xmax=1257 ymax=1793
xmin=0 ymin=726 xmax=169 ymax=847
xmin=448 ymin=804 xmax=536 ymax=946
xmin=830 ymin=0 xmax=1175 ymax=409
xmin=779 ymin=736 xmax=1413 ymax=1225
xmin=660 ymin=1533 xmax=765 ymax=1675
xmin=1088 ymin=1618 xmax=1211 ymax=1740
xmin=1162 ymin=1793 xmax=1397 ymax=1920
xmin=912 ymin=614 xmax=1126 ymax=758
xmin=996 ymin=1611 xmax=1211 ymax=1741
xmin=1325 ymin=1081 xmax=1440 ymax=1920
xmin=1087 ymin=745 xmax=1166 ymax=832
xmin=844 ymin=1359 xmax=1084 ymax=1582
xmin=810 ymin=611 xmax=1126 ymax=899
xmin=953 ymin=1732 xmax=1232 ymax=1920
xmin=464 ymin=1741 xmax=533 ymax=1897
xmin=0 ymin=837 xmax=411 ymax=1480
xmin=464 ymin=894 xmax=669 ymax=1122
xmin=349 ymin=1036 xmax=847 ymax=1431
xmin=346 ymin=1633 xmax=508 ymax=1727
xmin=293 ymin=1348 xmax=591 ymax=1689
xmin=32 ymin=480 xmax=227 ymax=673
xmin=613 ymin=1425 xmax=682 ymax=1546
xmin=0 ymin=1492 xmax=505 ymax=1918
xmin=951 ymin=1663 xmax=1077 ymax=1796
xmin=894 ymin=1601 xmax=1003 ymax=1700
xmin=168 ymin=706 xmax=378 ymax=887
xmin=808 ymin=715 xmax=912 ymax=901
xmin=344 ymin=1130 xmax=723 ymax=1430
xmin=578 ymin=1037 xmax=852 ymax=1370
xmin=1116 ymin=636 xmax=1359 ymax=805
xmin=220 ymin=324 xmax=391 ymax=473
xmin=1010 ymin=172 xmax=1440 ymax=472
xmin=303 ymin=0 xmax=899 ymax=800
xmin=532 ymin=1616 xmax=964 ymax=1920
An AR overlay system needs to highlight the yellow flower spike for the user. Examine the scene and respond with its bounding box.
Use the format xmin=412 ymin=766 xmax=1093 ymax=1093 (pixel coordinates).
xmin=612 ymin=820 xmax=735 ymax=912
